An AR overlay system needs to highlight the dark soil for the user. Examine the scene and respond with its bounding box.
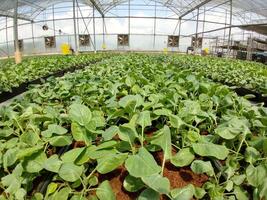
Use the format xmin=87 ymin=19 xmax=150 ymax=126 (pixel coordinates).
xmin=90 ymin=148 xmax=208 ymax=200
xmin=95 ymin=166 xmax=141 ymax=200
xmin=153 ymin=150 xmax=209 ymax=189
xmin=73 ymin=141 xmax=86 ymax=148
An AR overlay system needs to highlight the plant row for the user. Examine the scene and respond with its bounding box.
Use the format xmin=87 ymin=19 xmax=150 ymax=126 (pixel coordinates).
xmin=0 ymin=54 xmax=266 ymax=200
xmin=0 ymin=54 xmax=110 ymax=94
xmin=165 ymin=55 xmax=267 ymax=94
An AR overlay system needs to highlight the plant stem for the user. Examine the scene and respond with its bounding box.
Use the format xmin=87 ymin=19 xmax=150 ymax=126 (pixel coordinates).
xmin=86 ymin=168 xmax=97 ymax=181
xmin=141 ymin=126 xmax=144 ymax=148
xmin=161 ymin=154 xmax=166 ymax=176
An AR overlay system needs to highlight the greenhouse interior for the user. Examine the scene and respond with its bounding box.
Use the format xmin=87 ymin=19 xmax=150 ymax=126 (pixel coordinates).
xmin=0 ymin=0 xmax=267 ymax=199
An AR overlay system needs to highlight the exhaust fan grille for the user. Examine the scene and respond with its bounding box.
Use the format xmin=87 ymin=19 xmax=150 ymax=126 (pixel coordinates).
xmin=44 ymin=36 xmax=56 ymax=48
xmin=168 ymin=36 xmax=179 ymax=47
xmin=118 ymin=34 xmax=129 ymax=46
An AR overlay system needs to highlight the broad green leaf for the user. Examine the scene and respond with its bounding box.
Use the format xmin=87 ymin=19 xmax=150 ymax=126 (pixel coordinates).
xmin=231 ymin=174 xmax=246 ymax=186
xmin=15 ymin=188 xmax=26 ymax=200
xmin=102 ymin=126 xmax=119 ymax=141
xmin=142 ymin=174 xmax=170 ymax=194
xmin=69 ymin=103 xmax=92 ymax=126
xmin=96 ymin=141 xmax=118 ymax=150
xmin=171 ymin=184 xmax=195 ymax=200
xmin=194 ymin=187 xmax=206 ymax=199
xmin=259 ymin=178 xmax=267 ymax=200
xmin=1 ymin=174 xmax=21 ymax=194
xmin=53 ymin=187 xmax=71 ymax=200
xmin=171 ymin=148 xmax=195 ymax=167
xmin=123 ymin=175 xmax=144 ymax=192
xmin=3 ymin=148 xmax=18 ymax=169
xmin=21 ymin=150 xmax=47 ymax=173
xmin=61 ymin=148 xmax=85 ymax=163
xmin=0 ymin=128 xmax=13 ymax=137
xmin=225 ymin=180 xmax=233 ymax=192
xmin=234 ymin=186 xmax=249 ymax=200
xmin=137 ymin=111 xmax=152 ymax=129
xmin=169 ymin=114 xmax=184 ymax=129
xmin=153 ymin=109 xmax=172 ymax=116
xmin=192 ymin=142 xmax=229 ymax=160
xmin=5 ymin=138 xmax=18 ymax=149
xmin=246 ymin=164 xmax=267 ymax=187
xmin=49 ymin=135 xmax=72 ymax=147
xmin=92 ymin=110 xmax=106 ymax=127
xmin=138 ymin=188 xmax=160 ymax=200
xmin=45 ymin=182 xmax=58 ymax=197
xmin=33 ymin=193 xmax=43 ymax=200
xmin=43 ymin=155 xmax=62 ymax=173
xmin=215 ymin=117 xmax=249 ymax=140
xmin=119 ymin=95 xmax=143 ymax=108
xmin=245 ymin=147 xmax=260 ymax=164
xmin=71 ymin=122 xmax=92 ymax=145
xmin=190 ymin=160 xmax=214 ymax=176
xmin=88 ymin=176 xmax=98 ymax=186
xmin=42 ymin=124 xmax=67 ymax=137
xmin=17 ymin=146 xmax=43 ymax=159
xmin=151 ymin=126 xmax=172 ymax=160
xmin=70 ymin=195 xmax=87 ymax=200
xmin=125 ymin=147 xmax=161 ymax=177
xmin=75 ymin=147 xmax=92 ymax=165
xmin=59 ymin=163 xmax=84 ymax=182
xmin=20 ymin=130 xmax=40 ymax=146
xmin=118 ymin=124 xmax=138 ymax=144
xmin=97 ymin=153 xmax=128 ymax=174
xmin=96 ymin=180 xmax=116 ymax=200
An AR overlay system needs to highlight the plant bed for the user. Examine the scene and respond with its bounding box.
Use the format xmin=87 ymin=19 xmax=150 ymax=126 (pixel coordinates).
xmin=0 ymin=54 xmax=266 ymax=200
xmin=0 ymin=54 xmax=111 ymax=95
xmin=234 ymin=87 xmax=267 ymax=106
xmin=0 ymin=59 xmax=103 ymax=104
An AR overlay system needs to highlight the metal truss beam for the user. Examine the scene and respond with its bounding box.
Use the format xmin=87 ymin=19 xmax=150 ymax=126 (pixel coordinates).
xmin=0 ymin=10 xmax=33 ymax=22
xmin=185 ymin=23 xmax=267 ymax=37
xmin=179 ymin=0 xmax=213 ymax=19
xmin=88 ymin=0 xmax=104 ymax=17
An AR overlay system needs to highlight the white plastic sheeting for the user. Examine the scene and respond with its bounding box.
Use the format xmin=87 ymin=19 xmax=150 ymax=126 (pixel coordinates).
xmin=0 ymin=0 xmax=266 ymax=22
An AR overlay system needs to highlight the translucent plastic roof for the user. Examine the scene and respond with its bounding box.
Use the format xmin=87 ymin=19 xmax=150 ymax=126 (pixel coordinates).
xmin=0 ymin=0 xmax=266 ymax=23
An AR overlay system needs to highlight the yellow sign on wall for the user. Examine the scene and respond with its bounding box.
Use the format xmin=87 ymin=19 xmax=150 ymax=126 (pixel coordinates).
xmin=61 ymin=43 xmax=71 ymax=55
xmin=204 ymin=48 xmax=209 ymax=54
xmin=163 ymin=48 xmax=168 ymax=54
xmin=102 ymin=43 xmax=107 ymax=50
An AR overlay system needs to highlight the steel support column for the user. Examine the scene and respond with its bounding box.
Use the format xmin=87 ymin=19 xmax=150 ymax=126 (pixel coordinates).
xmin=31 ymin=21 xmax=35 ymax=51
xmin=102 ymin=17 xmax=105 ymax=50
xmin=128 ymin=0 xmax=130 ymax=36
xmin=14 ymin=0 xmax=21 ymax=64
xmin=52 ymin=5 xmax=56 ymax=37
xmin=93 ymin=5 xmax=96 ymax=53
xmin=153 ymin=1 xmax=156 ymax=49
xmin=227 ymin=0 xmax=232 ymax=57
xmin=223 ymin=9 xmax=227 ymax=45
xmin=202 ymin=6 xmax=206 ymax=39
xmin=73 ymin=0 xmax=78 ymax=54
xmin=5 ymin=17 xmax=9 ymax=57
xmin=194 ymin=8 xmax=200 ymax=54
xmin=76 ymin=0 xmax=80 ymax=51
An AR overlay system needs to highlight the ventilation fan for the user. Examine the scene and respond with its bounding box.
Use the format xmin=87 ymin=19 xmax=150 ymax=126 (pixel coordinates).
xmin=118 ymin=34 xmax=129 ymax=46
xmin=192 ymin=36 xmax=203 ymax=48
xmin=168 ymin=36 xmax=179 ymax=47
xmin=197 ymin=37 xmax=203 ymax=48
xmin=79 ymin=34 xmax=90 ymax=46
xmin=44 ymin=36 xmax=56 ymax=48
xmin=42 ymin=24 xmax=49 ymax=31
